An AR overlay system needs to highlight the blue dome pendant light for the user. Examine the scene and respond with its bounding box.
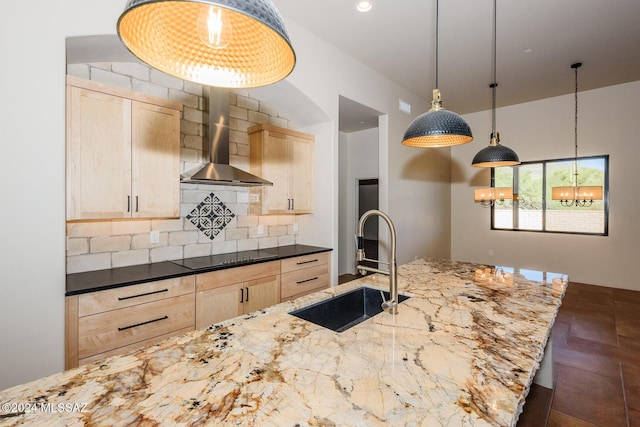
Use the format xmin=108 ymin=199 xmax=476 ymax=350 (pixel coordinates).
xmin=471 ymin=0 xmax=520 ymax=167
xmin=402 ymin=0 xmax=473 ymax=147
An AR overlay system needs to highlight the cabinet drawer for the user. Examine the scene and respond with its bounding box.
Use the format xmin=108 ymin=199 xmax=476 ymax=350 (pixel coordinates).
xmin=79 ymin=327 xmax=193 ymax=366
xmin=281 ymin=264 xmax=329 ymax=299
xmin=78 ymin=293 xmax=194 ymax=359
xmin=196 ymin=261 xmax=280 ymax=292
xmin=281 ymin=252 xmax=329 ymax=274
xmin=78 ymin=276 xmax=194 ymax=317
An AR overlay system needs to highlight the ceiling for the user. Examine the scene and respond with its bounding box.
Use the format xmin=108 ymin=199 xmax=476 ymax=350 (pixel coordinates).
xmin=272 ymin=0 xmax=640 ymax=132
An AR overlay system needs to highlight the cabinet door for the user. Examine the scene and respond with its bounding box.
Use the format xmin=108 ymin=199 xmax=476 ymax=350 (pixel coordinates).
xmin=131 ymin=101 xmax=181 ymax=218
xmin=195 ymin=283 xmax=243 ymax=329
xmin=288 ymin=134 xmax=314 ymax=213
xmin=243 ymin=275 xmax=280 ymax=314
xmin=263 ymin=130 xmax=291 ymax=213
xmin=67 ymin=86 xmax=132 ymax=220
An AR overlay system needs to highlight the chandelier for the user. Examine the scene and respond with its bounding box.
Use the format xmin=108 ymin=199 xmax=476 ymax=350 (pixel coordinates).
xmin=551 ymin=63 xmax=603 ymax=207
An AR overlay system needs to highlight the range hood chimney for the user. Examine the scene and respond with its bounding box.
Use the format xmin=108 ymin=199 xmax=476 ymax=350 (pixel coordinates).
xmin=182 ymin=87 xmax=272 ymax=186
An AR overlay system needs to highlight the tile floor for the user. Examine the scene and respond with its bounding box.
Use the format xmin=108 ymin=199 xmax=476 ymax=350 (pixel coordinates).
xmin=337 ymin=275 xmax=640 ymax=426
xmin=517 ymin=281 xmax=640 ymax=426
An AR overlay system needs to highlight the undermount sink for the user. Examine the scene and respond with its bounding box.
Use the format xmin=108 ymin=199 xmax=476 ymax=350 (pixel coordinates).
xmin=289 ymin=286 xmax=410 ymax=332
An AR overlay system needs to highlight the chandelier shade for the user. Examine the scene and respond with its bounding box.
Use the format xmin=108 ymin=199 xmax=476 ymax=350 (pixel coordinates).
xmin=117 ymin=0 xmax=296 ymax=88
xmin=551 ymin=186 xmax=603 ymax=202
xmin=474 ymin=187 xmax=513 ymax=204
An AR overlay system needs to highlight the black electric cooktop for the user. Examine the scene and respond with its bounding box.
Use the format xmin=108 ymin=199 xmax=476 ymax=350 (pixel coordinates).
xmin=170 ymin=249 xmax=279 ymax=270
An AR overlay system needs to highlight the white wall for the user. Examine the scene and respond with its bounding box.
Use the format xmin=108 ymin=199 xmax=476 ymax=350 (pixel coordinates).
xmin=338 ymin=128 xmax=380 ymax=275
xmin=1 ymin=2 xmax=443 ymax=388
xmin=0 ymin=0 xmax=124 ymax=390
xmin=452 ymin=81 xmax=640 ymax=291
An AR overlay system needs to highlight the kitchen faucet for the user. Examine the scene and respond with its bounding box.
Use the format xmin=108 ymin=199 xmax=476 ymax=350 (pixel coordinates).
xmin=356 ymin=209 xmax=398 ymax=314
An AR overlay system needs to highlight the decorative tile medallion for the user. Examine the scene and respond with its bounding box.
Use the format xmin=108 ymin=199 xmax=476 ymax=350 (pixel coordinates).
xmin=186 ymin=193 xmax=235 ymax=240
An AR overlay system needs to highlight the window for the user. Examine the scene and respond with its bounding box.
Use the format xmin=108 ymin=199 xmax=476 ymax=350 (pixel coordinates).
xmin=492 ymin=155 xmax=609 ymax=235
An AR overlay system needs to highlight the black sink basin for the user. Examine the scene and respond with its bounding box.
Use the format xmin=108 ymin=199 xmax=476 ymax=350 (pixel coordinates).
xmin=289 ymin=286 xmax=410 ymax=332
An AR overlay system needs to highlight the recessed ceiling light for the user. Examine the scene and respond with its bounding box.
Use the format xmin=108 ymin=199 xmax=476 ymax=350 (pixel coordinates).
xmin=356 ymin=1 xmax=373 ymax=13
xmin=524 ymin=48 xmax=533 ymax=54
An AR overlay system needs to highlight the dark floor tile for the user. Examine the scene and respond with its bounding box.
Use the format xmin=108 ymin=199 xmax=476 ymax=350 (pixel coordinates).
xmin=552 ymin=365 xmax=626 ymax=426
xmin=622 ymin=358 xmax=640 ymax=389
xmin=565 ymin=282 xmax=585 ymax=295
xmin=626 ymin=383 xmax=640 ymax=409
xmin=577 ymin=287 xmax=614 ymax=306
xmin=564 ymin=334 xmax=620 ymax=360
xmin=517 ymin=384 xmax=553 ymax=427
xmin=574 ymin=301 xmax=617 ymax=318
xmin=561 ymin=292 xmax=580 ymax=309
xmin=614 ymin=300 xmax=640 ymax=321
xmin=552 ymin=321 xmax=569 ymax=349
xmin=617 ymin=316 xmax=640 ymax=340
xmin=554 ymin=345 xmax=620 ymax=380
xmin=613 ymin=288 xmax=640 ymax=305
xmin=555 ymin=309 xmax=573 ymax=326
xmin=618 ymin=335 xmax=640 ymax=358
xmin=568 ymin=316 xmax=619 ymax=347
xmin=546 ymin=410 xmax=599 ymax=427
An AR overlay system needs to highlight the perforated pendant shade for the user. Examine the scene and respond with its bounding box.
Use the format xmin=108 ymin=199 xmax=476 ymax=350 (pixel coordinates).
xmin=471 ymin=133 xmax=520 ymax=167
xmin=402 ymin=90 xmax=474 ymax=147
xmin=117 ymin=0 xmax=296 ymax=88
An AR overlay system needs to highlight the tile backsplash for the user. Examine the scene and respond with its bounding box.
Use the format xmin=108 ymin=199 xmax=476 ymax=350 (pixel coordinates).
xmin=66 ymin=62 xmax=299 ymax=274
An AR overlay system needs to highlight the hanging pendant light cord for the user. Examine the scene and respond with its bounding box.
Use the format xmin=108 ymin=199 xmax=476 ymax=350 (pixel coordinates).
xmin=435 ymin=0 xmax=439 ymax=89
xmin=573 ymin=64 xmax=579 ymax=187
xmin=491 ymin=0 xmax=497 ymax=135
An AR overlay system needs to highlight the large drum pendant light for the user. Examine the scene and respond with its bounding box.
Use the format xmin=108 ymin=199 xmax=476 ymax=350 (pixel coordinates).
xmin=471 ymin=0 xmax=520 ymax=167
xmin=402 ymin=0 xmax=473 ymax=147
xmin=117 ymin=0 xmax=296 ymax=88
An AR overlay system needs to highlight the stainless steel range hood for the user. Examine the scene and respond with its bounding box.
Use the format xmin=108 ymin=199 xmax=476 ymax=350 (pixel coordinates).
xmin=181 ymin=87 xmax=272 ymax=186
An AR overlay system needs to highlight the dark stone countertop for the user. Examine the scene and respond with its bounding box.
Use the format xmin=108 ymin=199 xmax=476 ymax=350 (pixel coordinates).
xmin=66 ymin=244 xmax=332 ymax=296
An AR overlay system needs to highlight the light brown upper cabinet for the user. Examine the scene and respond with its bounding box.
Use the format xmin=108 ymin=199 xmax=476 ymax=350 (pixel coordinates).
xmin=248 ymin=124 xmax=314 ymax=215
xmin=66 ymin=76 xmax=182 ymax=220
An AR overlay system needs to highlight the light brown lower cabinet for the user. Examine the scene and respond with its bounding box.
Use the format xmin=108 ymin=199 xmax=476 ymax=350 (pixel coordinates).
xmin=66 ymin=253 xmax=331 ymax=368
xmin=195 ymin=261 xmax=281 ymax=329
xmin=65 ymin=275 xmax=195 ymax=369
xmin=281 ymin=252 xmax=330 ymax=301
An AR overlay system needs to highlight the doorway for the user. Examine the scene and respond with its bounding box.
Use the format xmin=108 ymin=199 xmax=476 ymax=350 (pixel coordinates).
xmin=337 ymin=96 xmax=381 ymax=283
xmin=357 ymin=178 xmax=379 ymax=269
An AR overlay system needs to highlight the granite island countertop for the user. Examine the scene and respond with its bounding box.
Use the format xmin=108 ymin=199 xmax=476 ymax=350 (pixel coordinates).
xmin=1 ymin=258 xmax=567 ymax=426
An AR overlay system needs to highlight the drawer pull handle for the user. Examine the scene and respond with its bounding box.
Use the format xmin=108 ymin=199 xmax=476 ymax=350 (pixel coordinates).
xmin=118 ymin=288 xmax=169 ymax=301
xmin=245 ymin=287 xmax=249 ymax=302
xmin=240 ymin=288 xmax=244 ymax=303
xmin=297 ymin=277 xmax=318 ymax=285
xmin=296 ymin=259 xmax=318 ymax=265
xmin=117 ymin=315 xmax=168 ymax=331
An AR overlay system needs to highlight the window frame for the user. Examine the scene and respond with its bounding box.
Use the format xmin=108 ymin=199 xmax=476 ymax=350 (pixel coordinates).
xmin=490 ymin=154 xmax=609 ymax=236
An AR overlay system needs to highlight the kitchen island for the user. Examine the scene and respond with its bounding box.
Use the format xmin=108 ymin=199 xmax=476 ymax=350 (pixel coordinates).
xmin=0 ymin=258 xmax=566 ymax=426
